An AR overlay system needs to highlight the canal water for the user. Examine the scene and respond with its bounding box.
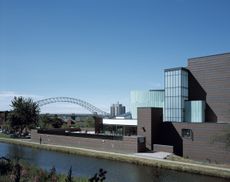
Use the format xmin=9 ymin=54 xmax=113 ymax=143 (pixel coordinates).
xmin=0 ymin=142 xmax=228 ymax=182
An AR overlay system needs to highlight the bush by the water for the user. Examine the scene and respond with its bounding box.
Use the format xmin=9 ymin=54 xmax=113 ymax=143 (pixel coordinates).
xmin=89 ymin=168 xmax=107 ymax=182
xmin=0 ymin=156 xmax=105 ymax=182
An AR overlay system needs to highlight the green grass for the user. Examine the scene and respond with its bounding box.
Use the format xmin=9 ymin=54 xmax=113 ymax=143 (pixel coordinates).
xmin=0 ymin=138 xmax=230 ymax=179
xmin=0 ymin=133 xmax=10 ymax=138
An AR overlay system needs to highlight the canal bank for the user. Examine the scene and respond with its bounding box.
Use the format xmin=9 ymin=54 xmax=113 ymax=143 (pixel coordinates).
xmin=0 ymin=137 xmax=230 ymax=180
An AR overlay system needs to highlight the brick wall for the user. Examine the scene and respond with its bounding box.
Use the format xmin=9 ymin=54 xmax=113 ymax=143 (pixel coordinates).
xmin=153 ymin=144 xmax=174 ymax=153
xmin=31 ymin=130 xmax=145 ymax=153
xmin=137 ymin=107 xmax=163 ymax=150
xmin=137 ymin=107 xmax=230 ymax=164
xmin=187 ymin=53 xmax=230 ymax=123
xmin=168 ymin=123 xmax=230 ymax=163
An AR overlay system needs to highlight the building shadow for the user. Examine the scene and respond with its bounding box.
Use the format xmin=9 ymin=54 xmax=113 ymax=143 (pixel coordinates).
xmin=188 ymin=71 xmax=217 ymax=123
xmin=188 ymin=71 xmax=206 ymax=101
xmin=206 ymin=104 xmax=217 ymax=123
xmin=160 ymin=122 xmax=183 ymax=156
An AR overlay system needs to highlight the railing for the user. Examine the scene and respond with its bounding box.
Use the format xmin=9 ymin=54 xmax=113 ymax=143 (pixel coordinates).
xmin=37 ymin=129 xmax=123 ymax=140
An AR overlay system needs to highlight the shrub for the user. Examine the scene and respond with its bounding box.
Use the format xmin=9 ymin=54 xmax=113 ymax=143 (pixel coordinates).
xmin=89 ymin=168 xmax=107 ymax=182
xmin=0 ymin=157 xmax=12 ymax=175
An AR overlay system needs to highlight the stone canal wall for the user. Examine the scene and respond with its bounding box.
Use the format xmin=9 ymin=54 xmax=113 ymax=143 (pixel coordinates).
xmin=31 ymin=130 xmax=145 ymax=153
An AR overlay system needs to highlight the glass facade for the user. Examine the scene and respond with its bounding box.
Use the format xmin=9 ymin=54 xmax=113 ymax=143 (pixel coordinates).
xmin=185 ymin=101 xmax=205 ymax=123
xmin=103 ymin=125 xmax=137 ymax=136
xmin=130 ymin=67 xmax=206 ymax=122
xmin=164 ymin=68 xmax=188 ymax=122
xmin=130 ymin=90 xmax=164 ymax=119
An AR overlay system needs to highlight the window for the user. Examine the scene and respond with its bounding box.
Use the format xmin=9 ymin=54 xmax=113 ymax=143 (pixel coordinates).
xmin=164 ymin=69 xmax=188 ymax=122
xmin=181 ymin=129 xmax=193 ymax=139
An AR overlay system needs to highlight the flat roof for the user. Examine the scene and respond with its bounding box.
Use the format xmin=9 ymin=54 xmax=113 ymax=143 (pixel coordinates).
xmin=188 ymin=52 xmax=230 ymax=62
xmin=149 ymin=89 xmax=164 ymax=92
xmin=103 ymin=119 xmax=137 ymax=126
xmin=164 ymin=67 xmax=188 ymax=72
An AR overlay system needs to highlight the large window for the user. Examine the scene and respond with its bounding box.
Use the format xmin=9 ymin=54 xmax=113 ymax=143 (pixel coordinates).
xmin=103 ymin=125 xmax=137 ymax=136
xmin=164 ymin=68 xmax=188 ymax=122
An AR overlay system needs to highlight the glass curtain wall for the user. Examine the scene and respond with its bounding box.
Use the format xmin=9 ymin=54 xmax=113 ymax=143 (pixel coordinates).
xmin=164 ymin=68 xmax=188 ymax=122
xmin=185 ymin=101 xmax=205 ymax=123
xmin=130 ymin=90 xmax=164 ymax=119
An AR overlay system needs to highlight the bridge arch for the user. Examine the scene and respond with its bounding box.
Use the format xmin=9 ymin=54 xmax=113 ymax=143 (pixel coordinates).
xmin=36 ymin=97 xmax=109 ymax=116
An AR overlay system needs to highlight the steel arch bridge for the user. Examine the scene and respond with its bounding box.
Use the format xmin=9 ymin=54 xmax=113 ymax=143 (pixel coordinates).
xmin=36 ymin=97 xmax=109 ymax=116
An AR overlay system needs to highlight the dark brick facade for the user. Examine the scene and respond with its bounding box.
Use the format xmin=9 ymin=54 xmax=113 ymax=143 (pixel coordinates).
xmin=136 ymin=53 xmax=230 ymax=163
xmin=187 ymin=53 xmax=230 ymax=123
xmin=138 ymin=108 xmax=230 ymax=164
xmin=31 ymin=130 xmax=145 ymax=153
xmin=94 ymin=116 xmax=103 ymax=134
xmin=164 ymin=123 xmax=230 ymax=163
xmin=137 ymin=107 xmax=163 ymax=150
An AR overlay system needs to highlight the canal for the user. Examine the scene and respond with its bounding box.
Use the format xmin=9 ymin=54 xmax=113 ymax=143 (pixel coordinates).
xmin=0 ymin=142 xmax=228 ymax=182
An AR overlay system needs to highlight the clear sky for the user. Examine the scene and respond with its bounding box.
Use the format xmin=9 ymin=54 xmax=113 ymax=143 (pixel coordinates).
xmin=1 ymin=0 xmax=230 ymax=113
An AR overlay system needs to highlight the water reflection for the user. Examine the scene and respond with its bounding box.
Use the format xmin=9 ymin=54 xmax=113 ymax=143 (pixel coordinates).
xmin=0 ymin=142 xmax=228 ymax=182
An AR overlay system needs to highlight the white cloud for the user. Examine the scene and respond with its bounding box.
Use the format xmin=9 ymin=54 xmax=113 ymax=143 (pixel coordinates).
xmin=0 ymin=91 xmax=44 ymax=111
xmin=0 ymin=91 xmax=42 ymax=99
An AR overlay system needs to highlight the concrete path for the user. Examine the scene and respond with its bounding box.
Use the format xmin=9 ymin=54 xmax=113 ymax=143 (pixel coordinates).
xmin=134 ymin=152 xmax=172 ymax=159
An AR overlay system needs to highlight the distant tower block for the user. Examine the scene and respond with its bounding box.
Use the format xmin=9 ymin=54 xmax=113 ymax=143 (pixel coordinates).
xmin=110 ymin=102 xmax=126 ymax=118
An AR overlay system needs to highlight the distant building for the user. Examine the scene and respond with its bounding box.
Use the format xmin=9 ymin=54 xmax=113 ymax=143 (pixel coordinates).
xmin=130 ymin=90 xmax=164 ymax=119
xmin=66 ymin=119 xmax=76 ymax=128
xmin=110 ymin=102 xmax=126 ymax=118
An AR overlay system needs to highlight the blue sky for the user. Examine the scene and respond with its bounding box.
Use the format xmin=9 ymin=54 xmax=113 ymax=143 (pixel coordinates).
xmin=1 ymin=0 xmax=230 ymax=113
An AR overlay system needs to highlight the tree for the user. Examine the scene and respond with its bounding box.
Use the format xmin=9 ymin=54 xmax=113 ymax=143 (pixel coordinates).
xmin=38 ymin=115 xmax=52 ymax=129
xmin=82 ymin=116 xmax=95 ymax=128
xmin=51 ymin=115 xmax=63 ymax=128
xmin=38 ymin=115 xmax=63 ymax=129
xmin=8 ymin=97 xmax=40 ymax=135
xmin=38 ymin=114 xmax=55 ymax=129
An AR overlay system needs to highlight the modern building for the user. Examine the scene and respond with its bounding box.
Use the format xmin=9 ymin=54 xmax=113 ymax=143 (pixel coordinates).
xmin=103 ymin=118 xmax=137 ymax=136
xmin=187 ymin=53 xmax=230 ymax=123
xmin=131 ymin=52 xmax=230 ymax=124
xmin=110 ymin=102 xmax=126 ymax=118
xmin=30 ymin=52 xmax=230 ymax=163
xmin=162 ymin=53 xmax=230 ymax=123
xmin=137 ymin=52 xmax=230 ymax=163
xmin=130 ymin=90 xmax=164 ymax=119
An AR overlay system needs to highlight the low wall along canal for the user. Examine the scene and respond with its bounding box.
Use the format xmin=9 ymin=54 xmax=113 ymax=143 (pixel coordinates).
xmin=31 ymin=129 xmax=146 ymax=153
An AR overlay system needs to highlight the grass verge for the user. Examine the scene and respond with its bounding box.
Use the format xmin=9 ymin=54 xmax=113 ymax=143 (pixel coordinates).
xmin=0 ymin=137 xmax=230 ymax=179
xmin=0 ymin=133 xmax=10 ymax=138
